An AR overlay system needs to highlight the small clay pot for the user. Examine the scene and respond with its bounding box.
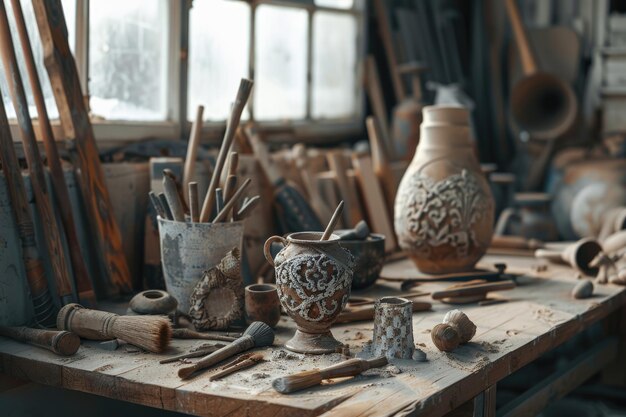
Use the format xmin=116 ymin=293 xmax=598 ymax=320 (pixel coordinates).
xmin=129 ymin=290 xmax=178 ymax=315
xmin=245 ymin=284 xmax=281 ymax=328
xmin=337 ymin=232 xmax=386 ymax=290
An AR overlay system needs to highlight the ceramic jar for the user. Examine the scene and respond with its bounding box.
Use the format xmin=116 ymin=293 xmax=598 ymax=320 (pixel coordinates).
xmin=394 ymin=106 xmax=494 ymax=274
xmin=263 ymin=231 xmax=354 ymax=354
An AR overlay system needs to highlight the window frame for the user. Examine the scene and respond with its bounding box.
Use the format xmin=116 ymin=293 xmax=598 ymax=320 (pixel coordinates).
xmin=45 ymin=0 xmax=367 ymax=145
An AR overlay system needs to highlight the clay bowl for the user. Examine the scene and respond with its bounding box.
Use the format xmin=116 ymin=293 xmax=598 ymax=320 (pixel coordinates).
xmin=337 ymin=232 xmax=386 ymax=290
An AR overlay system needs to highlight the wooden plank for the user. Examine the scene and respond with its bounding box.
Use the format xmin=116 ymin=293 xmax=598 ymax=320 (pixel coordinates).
xmin=366 ymin=116 xmax=397 ymax=215
xmin=32 ymin=0 xmax=132 ymax=294
xmin=373 ymin=0 xmax=405 ymax=101
xmin=0 ymin=0 xmax=74 ymax=304
xmin=351 ymin=154 xmax=397 ymax=252
xmin=327 ymin=151 xmax=363 ymax=228
xmin=365 ymin=55 xmax=391 ymax=145
xmin=498 ymin=337 xmax=618 ymax=417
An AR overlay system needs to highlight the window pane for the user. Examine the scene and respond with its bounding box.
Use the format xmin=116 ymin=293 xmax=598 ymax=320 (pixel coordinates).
xmin=315 ymin=0 xmax=354 ymax=9
xmin=89 ymin=0 xmax=168 ymax=121
xmin=312 ymin=12 xmax=358 ymax=119
xmin=255 ymin=5 xmax=308 ymax=121
xmin=1 ymin=0 xmax=75 ymax=120
xmin=188 ymin=0 xmax=250 ymax=121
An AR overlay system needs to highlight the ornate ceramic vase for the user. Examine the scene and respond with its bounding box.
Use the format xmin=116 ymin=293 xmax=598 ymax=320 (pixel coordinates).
xmin=263 ymin=231 xmax=354 ymax=354
xmin=394 ymin=106 xmax=494 ymax=274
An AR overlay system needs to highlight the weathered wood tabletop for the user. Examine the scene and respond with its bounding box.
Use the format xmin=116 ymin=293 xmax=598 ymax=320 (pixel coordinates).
xmin=1 ymin=254 xmax=625 ymax=417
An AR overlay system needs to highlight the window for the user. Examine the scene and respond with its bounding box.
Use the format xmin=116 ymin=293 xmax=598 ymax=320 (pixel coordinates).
xmin=3 ymin=0 xmax=365 ymax=141
xmin=88 ymin=0 xmax=169 ymax=121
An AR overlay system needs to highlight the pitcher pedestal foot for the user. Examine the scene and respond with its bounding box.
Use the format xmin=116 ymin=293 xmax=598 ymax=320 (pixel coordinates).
xmin=285 ymin=330 xmax=344 ymax=354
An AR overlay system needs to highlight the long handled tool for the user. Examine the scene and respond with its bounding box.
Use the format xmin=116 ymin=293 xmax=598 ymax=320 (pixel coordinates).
xmin=0 ymin=96 xmax=56 ymax=327
xmin=273 ymin=357 xmax=388 ymax=394
xmin=183 ymin=105 xmax=204 ymax=203
xmin=199 ymin=79 xmax=253 ymax=222
xmin=0 ymin=326 xmax=80 ymax=356
xmin=10 ymin=0 xmax=95 ymax=306
xmin=32 ymin=0 xmax=133 ymax=294
xmin=0 ymin=1 xmax=75 ymax=305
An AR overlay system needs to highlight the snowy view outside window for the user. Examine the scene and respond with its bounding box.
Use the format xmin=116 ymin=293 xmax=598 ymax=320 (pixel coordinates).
xmin=89 ymin=0 xmax=168 ymax=121
xmin=1 ymin=0 xmax=361 ymax=127
xmin=187 ymin=0 xmax=250 ymax=121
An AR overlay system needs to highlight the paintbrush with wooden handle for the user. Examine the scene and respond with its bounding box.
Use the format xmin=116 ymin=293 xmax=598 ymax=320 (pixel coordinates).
xmin=0 ymin=326 xmax=80 ymax=356
xmin=178 ymin=322 xmax=274 ymax=379
xmin=273 ymin=357 xmax=388 ymax=394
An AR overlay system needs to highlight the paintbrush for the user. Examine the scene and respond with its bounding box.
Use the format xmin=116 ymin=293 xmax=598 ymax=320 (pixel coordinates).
xmin=57 ymin=304 xmax=172 ymax=353
xmin=0 ymin=326 xmax=80 ymax=356
xmin=273 ymin=357 xmax=388 ymax=394
xmin=172 ymin=328 xmax=240 ymax=342
xmin=178 ymin=321 xmax=274 ymax=379
xmin=200 ymin=79 xmax=254 ymax=222
xmin=209 ymin=353 xmax=264 ymax=381
xmin=321 ymin=201 xmax=344 ymax=240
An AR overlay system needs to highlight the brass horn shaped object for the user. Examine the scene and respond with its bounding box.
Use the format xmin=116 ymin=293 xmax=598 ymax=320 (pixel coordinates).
xmin=505 ymin=0 xmax=577 ymax=140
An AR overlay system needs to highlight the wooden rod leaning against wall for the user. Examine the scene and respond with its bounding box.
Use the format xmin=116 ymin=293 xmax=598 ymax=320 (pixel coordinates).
xmin=32 ymin=0 xmax=133 ymax=294
xmin=0 ymin=0 xmax=75 ymax=305
xmin=0 ymin=93 xmax=57 ymax=327
xmin=10 ymin=0 xmax=96 ymax=307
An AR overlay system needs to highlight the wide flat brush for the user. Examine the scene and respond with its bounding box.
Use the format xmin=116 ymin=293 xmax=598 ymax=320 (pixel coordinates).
xmin=178 ymin=321 xmax=274 ymax=379
xmin=273 ymin=357 xmax=388 ymax=394
xmin=0 ymin=326 xmax=80 ymax=356
xmin=57 ymin=304 xmax=172 ymax=353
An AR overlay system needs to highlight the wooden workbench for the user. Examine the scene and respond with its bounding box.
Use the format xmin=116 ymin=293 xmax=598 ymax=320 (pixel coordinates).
xmin=1 ymin=254 xmax=625 ymax=417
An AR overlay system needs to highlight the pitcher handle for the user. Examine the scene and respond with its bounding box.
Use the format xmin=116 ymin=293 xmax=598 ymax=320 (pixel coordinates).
xmin=263 ymin=236 xmax=287 ymax=267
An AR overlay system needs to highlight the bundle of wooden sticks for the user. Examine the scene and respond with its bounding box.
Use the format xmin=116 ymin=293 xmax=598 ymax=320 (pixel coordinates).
xmin=149 ymin=79 xmax=259 ymax=224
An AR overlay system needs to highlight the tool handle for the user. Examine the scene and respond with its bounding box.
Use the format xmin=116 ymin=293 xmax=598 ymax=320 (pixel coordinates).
xmin=200 ymin=79 xmax=253 ymax=222
xmin=534 ymin=249 xmax=563 ymax=261
xmin=183 ymin=105 xmax=204 ymax=202
xmin=163 ymin=175 xmax=185 ymax=221
xmin=57 ymin=303 xmax=118 ymax=341
xmin=319 ymin=357 xmax=388 ymax=380
xmin=491 ymin=235 xmax=543 ymax=250
xmin=172 ymin=328 xmax=237 ymax=342
xmin=505 ymin=0 xmax=538 ymax=75
xmin=321 ymin=201 xmax=344 ymax=241
xmin=209 ymin=355 xmax=262 ymax=381
xmin=431 ymin=281 xmax=516 ymax=300
xmin=188 ymin=182 xmax=200 ymax=222
xmin=178 ymin=336 xmax=254 ymax=379
xmin=212 ymin=178 xmax=251 ymax=223
xmin=0 ymin=326 xmax=80 ymax=356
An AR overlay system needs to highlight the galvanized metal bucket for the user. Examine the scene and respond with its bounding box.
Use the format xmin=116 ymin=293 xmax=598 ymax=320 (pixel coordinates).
xmin=157 ymin=218 xmax=244 ymax=313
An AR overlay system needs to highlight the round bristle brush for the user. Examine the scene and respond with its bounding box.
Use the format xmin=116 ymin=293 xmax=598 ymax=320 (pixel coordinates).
xmin=57 ymin=303 xmax=172 ymax=353
xmin=272 ymin=357 xmax=388 ymax=394
xmin=178 ymin=321 xmax=274 ymax=379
